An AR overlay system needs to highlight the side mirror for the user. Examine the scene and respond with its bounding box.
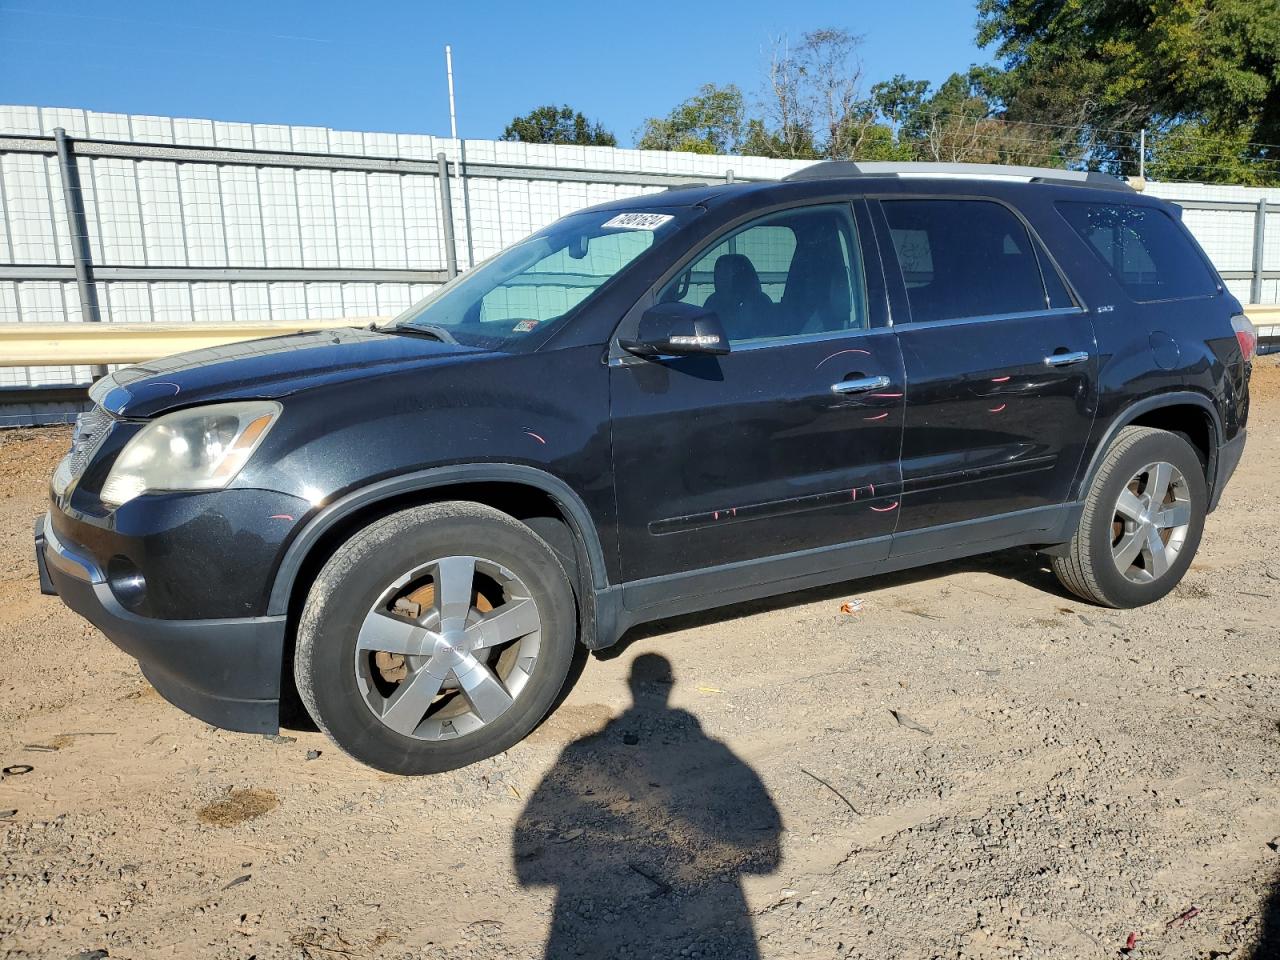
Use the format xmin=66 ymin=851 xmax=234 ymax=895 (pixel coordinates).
xmin=619 ymin=301 xmax=730 ymax=358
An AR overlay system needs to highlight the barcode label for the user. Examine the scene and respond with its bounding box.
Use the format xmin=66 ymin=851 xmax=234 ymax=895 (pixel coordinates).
xmin=601 ymin=212 xmax=674 ymax=231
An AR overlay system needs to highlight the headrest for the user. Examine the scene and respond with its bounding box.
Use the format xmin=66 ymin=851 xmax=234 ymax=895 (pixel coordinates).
xmin=713 ymin=253 xmax=762 ymax=297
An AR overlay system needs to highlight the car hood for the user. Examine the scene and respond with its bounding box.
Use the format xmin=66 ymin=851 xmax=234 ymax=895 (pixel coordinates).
xmin=90 ymin=326 xmax=484 ymax=418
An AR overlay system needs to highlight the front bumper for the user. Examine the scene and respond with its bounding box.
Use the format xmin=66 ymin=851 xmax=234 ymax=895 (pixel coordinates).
xmin=1208 ymin=428 xmax=1247 ymax=512
xmin=36 ymin=514 xmax=285 ymax=733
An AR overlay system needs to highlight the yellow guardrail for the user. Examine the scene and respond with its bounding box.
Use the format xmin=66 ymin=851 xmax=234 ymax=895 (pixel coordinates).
xmin=0 ymin=318 xmax=389 ymax=366
xmin=1247 ymin=305 xmax=1280 ymax=328
xmin=0 ymin=307 xmax=1276 ymax=367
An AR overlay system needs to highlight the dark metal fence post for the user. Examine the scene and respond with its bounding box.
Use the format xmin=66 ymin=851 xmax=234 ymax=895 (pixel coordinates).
xmin=436 ymin=152 xmax=459 ymax=279
xmin=1251 ymin=198 xmax=1267 ymax=305
xmin=459 ymin=141 xmax=475 ymax=269
xmin=53 ymin=127 xmax=107 ymax=379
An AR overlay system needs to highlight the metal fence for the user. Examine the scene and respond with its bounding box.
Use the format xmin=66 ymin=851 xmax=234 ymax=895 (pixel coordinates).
xmin=1 ymin=104 xmax=1278 ymax=399
xmin=0 ymin=105 xmax=803 ymax=392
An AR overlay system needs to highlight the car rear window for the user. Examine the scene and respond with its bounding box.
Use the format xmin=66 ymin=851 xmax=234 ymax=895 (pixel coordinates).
xmin=1056 ymin=201 xmax=1218 ymax=302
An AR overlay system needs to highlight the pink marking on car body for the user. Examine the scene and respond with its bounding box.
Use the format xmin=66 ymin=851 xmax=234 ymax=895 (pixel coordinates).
xmin=863 ymin=412 xmax=890 ymax=421
xmin=988 ymin=403 xmax=1007 ymax=413
xmin=815 ymin=348 xmax=871 ymax=369
xmin=268 ymin=514 xmax=295 ymax=521
xmin=523 ymin=430 xmax=547 ymax=444
xmin=870 ymin=392 xmax=904 ymax=399
xmin=991 ymin=375 xmax=1011 ymax=383
xmin=849 ymin=488 xmax=857 ymax=501
xmin=870 ymin=501 xmax=899 ymax=513
xmin=868 ymin=482 xmax=876 ymax=495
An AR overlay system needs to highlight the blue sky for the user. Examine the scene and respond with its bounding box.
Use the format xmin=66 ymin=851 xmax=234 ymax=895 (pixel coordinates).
xmin=0 ymin=1 xmax=987 ymax=145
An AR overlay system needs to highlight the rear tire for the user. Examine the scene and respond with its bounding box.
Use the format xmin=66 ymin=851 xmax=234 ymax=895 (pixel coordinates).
xmin=294 ymin=502 xmax=577 ymax=775
xmin=1051 ymin=426 xmax=1206 ymax=608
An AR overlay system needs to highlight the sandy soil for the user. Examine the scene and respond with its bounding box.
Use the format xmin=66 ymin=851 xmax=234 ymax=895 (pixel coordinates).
xmin=2 ymin=363 xmax=1279 ymax=960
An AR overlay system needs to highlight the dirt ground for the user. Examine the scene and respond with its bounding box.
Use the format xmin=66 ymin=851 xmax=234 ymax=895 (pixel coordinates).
xmin=2 ymin=364 xmax=1279 ymax=960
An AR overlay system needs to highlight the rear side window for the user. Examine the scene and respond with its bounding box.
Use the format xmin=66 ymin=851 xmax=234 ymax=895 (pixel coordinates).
xmin=881 ymin=199 xmax=1060 ymax=323
xmin=1056 ymin=202 xmax=1217 ymax=302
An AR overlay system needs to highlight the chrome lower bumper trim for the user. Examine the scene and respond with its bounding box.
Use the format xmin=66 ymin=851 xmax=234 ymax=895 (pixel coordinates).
xmin=42 ymin=513 xmax=104 ymax=584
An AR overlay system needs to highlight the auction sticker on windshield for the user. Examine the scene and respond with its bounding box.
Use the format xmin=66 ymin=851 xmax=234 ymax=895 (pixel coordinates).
xmin=601 ymin=212 xmax=674 ymax=230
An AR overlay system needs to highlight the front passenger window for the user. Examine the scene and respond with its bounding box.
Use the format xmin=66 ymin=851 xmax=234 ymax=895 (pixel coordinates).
xmin=658 ymin=204 xmax=867 ymax=344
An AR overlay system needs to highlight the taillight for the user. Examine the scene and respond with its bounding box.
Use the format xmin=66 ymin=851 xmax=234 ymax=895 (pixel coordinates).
xmin=1232 ymin=314 xmax=1257 ymax=361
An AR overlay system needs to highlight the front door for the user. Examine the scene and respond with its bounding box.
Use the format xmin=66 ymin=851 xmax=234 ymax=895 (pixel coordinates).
xmin=871 ymin=196 xmax=1099 ymax=545
xmin=610 ymin=201 xmax=905 ymax=587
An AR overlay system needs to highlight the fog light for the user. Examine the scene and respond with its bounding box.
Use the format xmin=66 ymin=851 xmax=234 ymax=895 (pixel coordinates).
xmin=107 ymin=556 xmax=147 ymax=611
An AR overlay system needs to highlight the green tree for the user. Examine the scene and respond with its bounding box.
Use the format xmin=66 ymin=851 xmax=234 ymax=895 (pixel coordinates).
xmin=1147 ymin=122 xmax=1277 ymax=185
xmin=977 ymin=0 xmax=1280 ymax=182
xmin=501 ymin=105 xmax=617 ymax=146
xmin=870 ymin=75 xmax=930 ymax=132
xmin=739 ymin=118 xmax=820 ymax=160
xmin=636 ymin=84 xmax=746 ymax=154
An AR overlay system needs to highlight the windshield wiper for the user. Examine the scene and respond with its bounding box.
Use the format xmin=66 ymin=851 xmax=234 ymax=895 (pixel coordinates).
xmin=383 ymin=323 xmax=458 ymax=345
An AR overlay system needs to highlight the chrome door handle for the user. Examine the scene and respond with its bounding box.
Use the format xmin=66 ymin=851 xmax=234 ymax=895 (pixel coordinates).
xmin=1043 ymin=350 xmax=1090 ymax=368
xmin=830 ymin=375 xmax=891 ymax=395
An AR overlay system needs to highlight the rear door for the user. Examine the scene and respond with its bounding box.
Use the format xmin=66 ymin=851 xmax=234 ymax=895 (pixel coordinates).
xmin=871 ymin=196 xmax=1099 ymax=546
xmin=609 ymin=200 xmax=905 ymax=585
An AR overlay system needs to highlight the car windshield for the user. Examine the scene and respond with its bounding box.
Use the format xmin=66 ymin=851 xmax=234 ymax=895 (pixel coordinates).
xmin=389 ymin=208 xmax=688 ymax=349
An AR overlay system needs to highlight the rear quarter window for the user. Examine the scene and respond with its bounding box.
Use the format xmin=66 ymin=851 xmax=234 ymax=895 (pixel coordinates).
xmin=1056 ymin=201 xmax=1218 ymax=302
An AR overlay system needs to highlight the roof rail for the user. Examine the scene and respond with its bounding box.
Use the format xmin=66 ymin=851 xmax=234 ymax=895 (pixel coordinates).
xmin=781 ymin=160 xmax=1133 ymax=192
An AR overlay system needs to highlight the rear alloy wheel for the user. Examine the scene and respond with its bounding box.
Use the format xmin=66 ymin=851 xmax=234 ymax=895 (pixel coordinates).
xmin=1051 ymin=426 xmax=1206 ymax=607
xmin=295 ymin=502 xmax=577 ymax=774
xmin=1109 ymin=461 xmax=1193 ymax=585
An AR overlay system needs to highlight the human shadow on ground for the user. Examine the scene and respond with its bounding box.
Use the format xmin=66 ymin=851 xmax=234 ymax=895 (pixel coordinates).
xmin=514 ymin=653 xmax=782 ymax=959
xmin=1248 ymin=870 xmax=1280 ymax=959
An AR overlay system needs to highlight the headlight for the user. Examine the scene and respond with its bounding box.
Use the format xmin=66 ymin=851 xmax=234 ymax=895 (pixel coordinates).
xmin=101 ymin=401 xmax=281 ymax=507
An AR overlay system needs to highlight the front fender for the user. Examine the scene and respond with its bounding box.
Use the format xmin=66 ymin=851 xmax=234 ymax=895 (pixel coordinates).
xmin=264 ymin=462 xmax=610 ymax=618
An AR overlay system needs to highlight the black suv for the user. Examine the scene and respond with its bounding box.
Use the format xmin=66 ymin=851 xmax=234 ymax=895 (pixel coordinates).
xmin=36 ymin=161 xmax=1253 ymax=774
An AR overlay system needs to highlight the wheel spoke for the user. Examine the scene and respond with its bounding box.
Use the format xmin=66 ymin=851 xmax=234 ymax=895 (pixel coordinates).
xmin=1146 ymin=461 xmax=1173 ymax=505
xmin=1155 ymin=502 xmax=1191 ymax=529
xmin=378 ymin=663 xmax=447 ymax=735
xmin=357 ymin=610 xmax=429 ymax=655
xmin=1144 ymin=526 xmax=1170 ymax=578
xmin=453 ymin=654 xmax=514 ymax=722
xmin=1115 ymin=489 xmax=1145 ymax=522
xmin=465 ymin=597 xmax=539 ymax=649
xmin=433 ymin=556 xmax=477 ymax=629
xmin=1113 ymin=528 xmax=1144 ymax=570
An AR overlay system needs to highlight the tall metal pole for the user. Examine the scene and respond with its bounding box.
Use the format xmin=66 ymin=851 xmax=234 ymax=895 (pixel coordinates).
xmin=445 ymin=44 xmax=474 ymax=269
xmin=1251 ymin=198 xmax=1267 ymax=306
xmin=445 ymin=45 xmax=458 ymax=140
xmin=1138 ymin=128 xmax=1146 ymax=181
xmin=53 ymin=127 xmax=107 ymax=379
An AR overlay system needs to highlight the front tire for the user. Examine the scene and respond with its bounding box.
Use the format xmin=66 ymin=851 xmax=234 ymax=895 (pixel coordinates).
xmin=1051 ymin=426 xmax=1207 ymax=608
xmin=294 ymin=502 xmax=577 ymax=774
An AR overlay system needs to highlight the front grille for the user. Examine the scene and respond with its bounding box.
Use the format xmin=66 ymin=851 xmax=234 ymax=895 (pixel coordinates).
xmin=52 ymin=405 xmax=116 ymax=497
xmin=67 ymin=405 xmax=115 ymax=476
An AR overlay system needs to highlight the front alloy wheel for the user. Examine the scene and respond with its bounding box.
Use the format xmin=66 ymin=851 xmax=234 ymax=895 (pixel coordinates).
xmin=355 ymin=555 xmax=542 ymax=740
xmin=295 ymin=502 xmax=577 ymax=774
